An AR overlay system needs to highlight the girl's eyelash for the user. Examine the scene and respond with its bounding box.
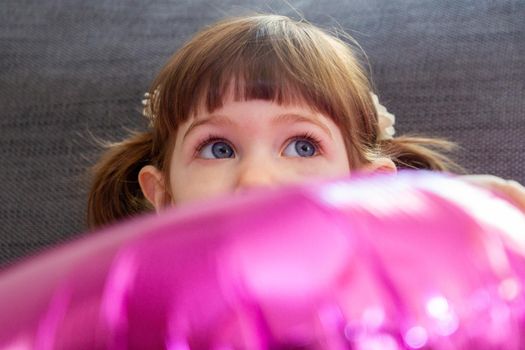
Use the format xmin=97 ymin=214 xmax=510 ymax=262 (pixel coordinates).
xmin=289 ymin=132 xmax=324 ymax=153
xmin=194 ymin=134 xmax=232 ymax=156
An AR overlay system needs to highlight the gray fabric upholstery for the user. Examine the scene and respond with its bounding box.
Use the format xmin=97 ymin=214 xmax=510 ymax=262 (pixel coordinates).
xmin=1 ymin=0 xmax=524 ymax=267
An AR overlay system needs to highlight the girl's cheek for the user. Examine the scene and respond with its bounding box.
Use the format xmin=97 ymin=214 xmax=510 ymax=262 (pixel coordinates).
xmin=312 ymin=156 xmax=350 ymax=177
xmin=183 ymin=160 xmax=237 ymax=187
xmin=281 ymin=158 xmax=339 ymax=178
xmin=171 ymin=163 xmax=235 ymax=204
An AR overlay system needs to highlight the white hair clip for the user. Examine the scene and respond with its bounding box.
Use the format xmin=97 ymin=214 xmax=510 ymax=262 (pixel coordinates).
xmin=370 ymin=92 xmax=396 ymax=140
xmin=141 ymin=89 xmax=159 ymax=123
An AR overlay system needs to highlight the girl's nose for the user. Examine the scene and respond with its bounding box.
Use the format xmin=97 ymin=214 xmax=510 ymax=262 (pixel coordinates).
xmin=234 ymin=157 xmax=284 ymax=191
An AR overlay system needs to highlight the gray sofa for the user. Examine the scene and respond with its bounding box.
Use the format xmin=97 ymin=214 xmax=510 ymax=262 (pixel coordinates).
xmin=1 ymin=0 xmax=524 ymax=267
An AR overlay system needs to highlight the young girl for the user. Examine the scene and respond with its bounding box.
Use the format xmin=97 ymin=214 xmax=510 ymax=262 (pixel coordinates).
xmin=87 ymin=14 xmax=525 ymax=229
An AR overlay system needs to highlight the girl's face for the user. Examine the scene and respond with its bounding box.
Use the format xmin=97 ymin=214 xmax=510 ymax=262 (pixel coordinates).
xmin=167 ymin=96 xmax=351 ymax=205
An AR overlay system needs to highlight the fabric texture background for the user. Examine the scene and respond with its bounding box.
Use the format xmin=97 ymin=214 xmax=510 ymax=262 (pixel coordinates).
xmin=1 ymin=0 xmax=524 ymax=266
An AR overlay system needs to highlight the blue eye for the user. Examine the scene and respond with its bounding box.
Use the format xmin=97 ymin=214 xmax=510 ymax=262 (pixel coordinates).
xmin=283 ymin=138 xmax=319 ymax=157
xmin=198 ymin=140 xmax=235 ymax=159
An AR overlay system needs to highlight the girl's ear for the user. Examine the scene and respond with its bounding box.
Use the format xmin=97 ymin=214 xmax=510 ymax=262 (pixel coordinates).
xmin=138 ymin=165 xmax=167 ymax=212
xmin=361 ymin=157 xmax=397 ymax=174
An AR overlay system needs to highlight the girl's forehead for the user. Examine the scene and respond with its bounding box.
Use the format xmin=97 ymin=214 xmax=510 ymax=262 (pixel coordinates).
xmin=182 ymin=98 xmax=339 ymax=139
xmin=175 ymin=88 xmax=347 ymax=143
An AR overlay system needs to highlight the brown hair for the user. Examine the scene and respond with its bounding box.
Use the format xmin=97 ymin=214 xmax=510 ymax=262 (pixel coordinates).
xmin=87 ymin=14 xmax=461 ymax=229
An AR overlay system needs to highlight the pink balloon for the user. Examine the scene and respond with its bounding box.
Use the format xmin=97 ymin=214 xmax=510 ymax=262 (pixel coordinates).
xmin=0 ymin=171 xmax=524 ymax=349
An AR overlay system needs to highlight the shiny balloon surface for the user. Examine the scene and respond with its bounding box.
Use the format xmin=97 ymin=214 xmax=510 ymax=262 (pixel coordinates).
xmin=1 ymin=172 xmax=524 ymax=349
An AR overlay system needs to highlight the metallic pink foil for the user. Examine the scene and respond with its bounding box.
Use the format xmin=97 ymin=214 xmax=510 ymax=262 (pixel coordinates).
xmin=0 ymin=171 xmax=524 ymax=349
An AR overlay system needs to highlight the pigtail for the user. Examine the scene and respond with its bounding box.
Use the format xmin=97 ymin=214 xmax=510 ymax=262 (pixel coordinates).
xmin=87 ymin=132 xmax=155 ymax=229
xmin=379 ymin=136 xmax=465 ymax=173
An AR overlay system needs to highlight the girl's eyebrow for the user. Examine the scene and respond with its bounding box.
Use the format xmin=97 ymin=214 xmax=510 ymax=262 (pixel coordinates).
xmin=273 ymin=113 xmax=333 ymax=139
xmin=182 ymin=112 xmax=333 ymax=141
xmin=183 ymin=115 xmax=235 ymax=141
